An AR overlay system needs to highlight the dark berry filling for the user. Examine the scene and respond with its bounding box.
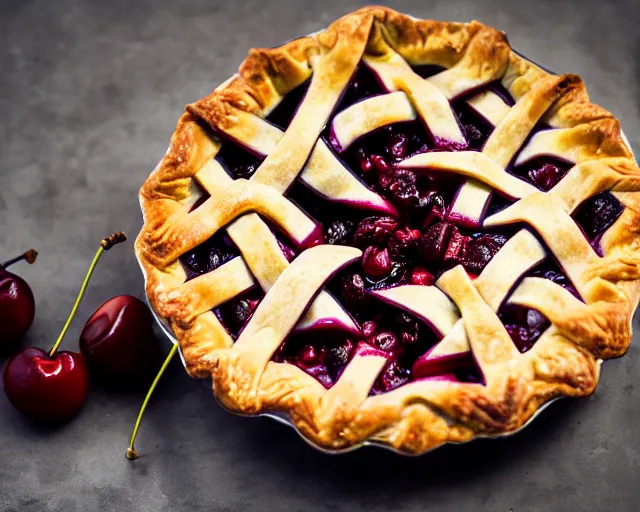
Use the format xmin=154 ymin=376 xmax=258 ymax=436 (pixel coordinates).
xmin=412 ymin=350 xmax=481 ymax=382
xmin=179 ymin=233 xmax=240 ymax=281
xmin=499 ymin=305 xmax=549 ymax=353
xmin=529 ymin=260 xmax=580 ymax=298
xmin=215 ymin=289 xmax=263 ymax=339
xmin=179 ymin=66 xmax=624 ymax=394
xmin=452 ymin=102 xmax=494 ymax=151
xmin=272 ymin=331 xmax=357 ymax=388
xmin=216 ymin=140 xmax=264 ymax=179
xmin=267 ymin=80 xmax=310 ymax=130
xmin=511 ymin=156 xmax=573 ymax=192
xmin=573 ymin=191 xmax=624 ymax=253
xmin=336 ymin=64 xmax=386 ymax=111
xmin=498 ymin=259 xmax=579 ymax=353
xmin=417 ymin=222 xmax=510 ymax=276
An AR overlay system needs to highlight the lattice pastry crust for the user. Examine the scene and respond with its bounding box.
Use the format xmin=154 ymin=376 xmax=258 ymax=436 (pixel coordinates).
xmin=135 ymin=6 xmax=640 ymax=454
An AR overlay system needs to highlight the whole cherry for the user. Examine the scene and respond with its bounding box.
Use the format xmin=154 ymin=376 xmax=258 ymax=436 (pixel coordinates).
xmin=0 ymin=249 xmax=38 ymax=351
xmin=3 ymin=347 xmax=90 ymax=423
xmin=3 ymin=232 xmax=127 ymax=423
xmin=80 ymin=295 xmax=159 ymax=383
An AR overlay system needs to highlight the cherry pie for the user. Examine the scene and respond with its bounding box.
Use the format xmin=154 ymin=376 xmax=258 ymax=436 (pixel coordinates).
xmin=135 ymin=6 xmax=640 ymax=454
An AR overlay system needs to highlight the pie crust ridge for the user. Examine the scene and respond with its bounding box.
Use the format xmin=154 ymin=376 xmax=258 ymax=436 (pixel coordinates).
xmin=135 ymin=6 xmax=640 ymax=454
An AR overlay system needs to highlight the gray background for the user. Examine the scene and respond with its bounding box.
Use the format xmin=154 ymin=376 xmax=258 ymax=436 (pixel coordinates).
xmin=1 ymin=0 xmax=639 ymax=510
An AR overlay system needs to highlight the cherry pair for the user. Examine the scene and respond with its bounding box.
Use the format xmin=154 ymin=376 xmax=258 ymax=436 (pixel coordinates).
xmin=1 ymin=233 xmax=158 ymax=423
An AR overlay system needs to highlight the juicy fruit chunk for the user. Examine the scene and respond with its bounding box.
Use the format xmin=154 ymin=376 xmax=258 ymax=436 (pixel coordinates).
xmin=216 ymin=292 xmax=261 ymax=337
xmin=325 ymin=220 xmax=354 ymax=245
xmin=180 ymin=234 xmax=238 ymax=280
xmin=574 ymin=191 xmax=624 ymax=241
xmin=388 ymin=169 xmax=418 ymax=205
xmin=353 ymin=216 xmax=399 ymax=248
xmin=326 ymin=339 xmax=355 ymax=373
xmin=499 ymin=305 xmax=550 ymax=353
xmin=465 ymin=233 xmax=509 ymax=274
xmin=387 ymin=227 xmax=421 ymax=261
xmin=528 ymin=163 xmax=566 ymax=191
xmin=340 ymin=273 xmax=370 ymax=311
xmin=362 ymin=247 xmax=392 ymax=279
xmin=418 ymin=222 xmax=452 ymax=262
xmin=464 ymin=123 xmax=484 ymax=149
xmin=371 ymin=331 xmax=400 ymax=351
xmin=417 ymin=222 xmax=508 ymax=274
xmin=273 ymin=333 xmax=356 ymax=388
xmin=371 ymin=360 xmax=410 ymax=395
xmin=443 ymin=227 xmax=469 ymax=266
xmin=411 ymin=266 xmax=434 ymax=286
xmin=514 ymin=158 xmax=571 ymax=192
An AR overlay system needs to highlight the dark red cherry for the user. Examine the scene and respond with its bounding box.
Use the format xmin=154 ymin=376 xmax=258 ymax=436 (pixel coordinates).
xmin=388 ymin=170 xmax=418 ymax=204
xmin=0 ymin=272 xmax=35 ymax=350
xmin=361 ymin=246 xmax=392 ymax=279
xmin=218 ymin=295 xmax=260 ymax=334
xmin=411 ymin=266 xmax=434 ymax=286
xmin=388 ymin=227 xmax=421 ymax=261
xmin=574 ymin=191 xmax=624 ymax=241
xmin=387 ymin=132 xmax=410 ymax=160
xmin=3 ymin=347 xmax=90 ymax=422
xmin=395 ymin=312 xmax=420 ymax=346
xmin=361 ymin=320 xmax=378 ymax=338
xmin=3 ymin=233 xmax=126 ymax=423
xmin=340 ymin=273 xmax=370 ymax=310
xmin=296 ymin=344 xmax=327 ymax=368
xmin=443 ymin=227 xmax=471 ymax=266
xmin=371 ymin=155 xmax=393 ymax=176
xmin=417 ymin=222 xmax=452 ymax=262
xmin=462 ymin=233 xmax=508 ymax=274
xmin=325 ymin=220 xmax=354 ymax=245
xmin=326 ymin=339 xmax=354 ymax=371
xmin=372 ymin=331 xmax=399 ymax=352
xmin=353 ymin=216 xmax=399 ymax=248
xmin=527 ymin=163 xmax=567 ymax=191
xmin=357 ymin=148 xmax=375 ymax=173
xmin=0 ymin=250 xmax=37 ymax=351
xmin=464 ymin=123 xmax=484 ymax=149
xmin=371 ymin=360 xmax=410 ymax=395
xmin=79 ymin=295 xmax=158 ymax=382
xmin=499 ymin=304 xmax=550 ymax=353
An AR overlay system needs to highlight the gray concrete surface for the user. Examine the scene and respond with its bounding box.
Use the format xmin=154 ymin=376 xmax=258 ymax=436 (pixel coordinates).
xmin=1 ymin=0 xmax=640 ymax=510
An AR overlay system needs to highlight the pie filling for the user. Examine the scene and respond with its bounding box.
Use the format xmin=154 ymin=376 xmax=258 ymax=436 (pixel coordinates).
xmin=181 ymin=64 xmax=625 ymax=393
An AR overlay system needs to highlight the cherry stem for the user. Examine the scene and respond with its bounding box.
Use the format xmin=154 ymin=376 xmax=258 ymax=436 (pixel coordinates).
xmin=1 ymin=249 xmax=38 ymax=270
xmin=126 ymin=343 xmax=179 ymax=461
xmin=48 ymin=232 xmax=126 ymax=358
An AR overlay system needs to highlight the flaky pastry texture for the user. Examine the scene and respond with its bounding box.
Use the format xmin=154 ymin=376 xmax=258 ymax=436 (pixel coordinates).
xmin=135 ymin=6 xmax=640 ymax=454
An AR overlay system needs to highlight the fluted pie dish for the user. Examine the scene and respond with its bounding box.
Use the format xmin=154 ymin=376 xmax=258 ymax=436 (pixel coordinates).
xmin=135 ymin=6 xmax=640 ymax=455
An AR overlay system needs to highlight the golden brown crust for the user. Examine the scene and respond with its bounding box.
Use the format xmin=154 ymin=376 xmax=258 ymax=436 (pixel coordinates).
xmin=135 ymin=6 xmax=640 ymax=454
